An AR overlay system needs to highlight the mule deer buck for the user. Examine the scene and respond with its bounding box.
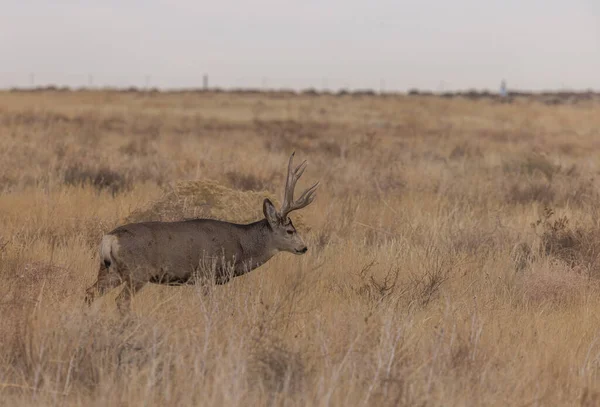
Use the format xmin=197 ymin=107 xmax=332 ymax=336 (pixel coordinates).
xmin=85 ymin=152 xmax=319 ymax=313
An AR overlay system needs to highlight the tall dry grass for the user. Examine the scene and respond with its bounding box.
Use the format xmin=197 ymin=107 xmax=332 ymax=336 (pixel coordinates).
xmin=1 ymin=90 xmax=600 ymax=406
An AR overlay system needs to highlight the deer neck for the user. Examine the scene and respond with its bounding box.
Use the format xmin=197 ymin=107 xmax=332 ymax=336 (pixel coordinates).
xmin=236 ymin=219 xmax=277 ymax=273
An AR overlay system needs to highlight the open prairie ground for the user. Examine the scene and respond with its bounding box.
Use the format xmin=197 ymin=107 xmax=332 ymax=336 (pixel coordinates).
xmin=1 ymin=90 xmax=600 ymax=406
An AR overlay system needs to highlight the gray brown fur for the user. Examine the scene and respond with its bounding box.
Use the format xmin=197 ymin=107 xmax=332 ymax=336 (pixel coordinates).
xmin=85 ymin=152 xmax=319 ymax=313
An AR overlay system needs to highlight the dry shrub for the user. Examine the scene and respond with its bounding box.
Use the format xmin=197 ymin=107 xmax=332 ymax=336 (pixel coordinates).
xmin=506 ymin=181 xmax=555 ymax=205
xmin=581 ymin=388 xmax=600 ymax=407
xmin=4 ymin=314 xmax=162 ymax=396
xmin=521 ymin=263 xmax=589 ymax=306
xmin=374 ymin=168 xmax=406 ymax=195
xmin=558 ymin=175 xmax=599 ymax=207
xmin=447 ymin=221 xmax=508 ymax=257
xmin=511 ymin=242 xmax=534 ymax=272
xmin=500 ymin=153 xmax=564 ymax=205
xmin=1 ymin=260 xmax=71 ymax=313
xmin=503 ymin=152 xmax=560 ymax=181
xmin=407 ymin=253 xmax=452 ymax=308
xmin=317 ymin=140 xmax=343 ymax=157
xmin=353 ymin=260 xmax=400 ymax=310
xmin=448 ymin=141 xmax=483 ymax=160
xmin=505 ymin=172 xmax=598 ymax=207
xmin=64 ymin=164 xmax=130 ymax=195
xmin=558 ymin=142 xmax=577 ymax=155
xmin=1 ymin=110 xmax=75 ymax=128
xmin=119 ymin=138 xmax=156 ymax=157
xmin=0 ymin=174 xmax=31 ymax=191
xmin=350 ymin=243 xmax=455 ymax=311
xmin=225 ymin=170 xmax=271 ymax=192
xmin=248 ymin=335 xmax=308 ymax=396
xmin=124 ymin=179 xmax=307 ymax=229
xmin=531 ymin=207 xmax=600 ymax=276
xmin=257 ymin=119 xmax=330 ymax=153
xmin=0 ymin=260 xmax=72 ymax=353
xmin=478 ymin=129 xmax=510 ymax=143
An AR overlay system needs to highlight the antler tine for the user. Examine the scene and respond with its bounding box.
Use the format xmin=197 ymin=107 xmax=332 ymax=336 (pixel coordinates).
xmin=282 ymin=152 xmax=305 ymax=210
xmin=280 ymin=152 xmax=319 ymax=219
xmin=281 ymin=180 xmax=320 ymax=219
xmin=282 ymin=152 xmax=296 ymax=212
xmin=294 ymin=181 xmax=319 ymax=207
xmin=294 ymin=160 xmax=308 ymax=181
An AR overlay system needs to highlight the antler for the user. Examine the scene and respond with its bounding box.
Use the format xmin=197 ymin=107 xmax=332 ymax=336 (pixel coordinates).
xmin=279 ymin=151 xmax=319 ymax=220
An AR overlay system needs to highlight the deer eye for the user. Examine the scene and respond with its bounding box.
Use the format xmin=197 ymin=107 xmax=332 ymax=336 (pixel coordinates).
xmin=286 ymin=230 xmax=294 ymax=235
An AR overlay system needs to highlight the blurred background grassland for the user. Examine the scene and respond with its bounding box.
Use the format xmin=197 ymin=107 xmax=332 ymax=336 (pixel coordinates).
xmin=1 ymin=90 xmax=600 ymax=406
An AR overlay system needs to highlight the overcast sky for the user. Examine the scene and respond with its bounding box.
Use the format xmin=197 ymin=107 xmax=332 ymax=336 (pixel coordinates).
xmin=1 ymin=0 xmax=598 ymax=91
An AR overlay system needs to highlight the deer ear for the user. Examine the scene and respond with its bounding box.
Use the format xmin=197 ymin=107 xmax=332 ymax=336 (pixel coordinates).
xmin=263 ymin=198 xmax=280 ymax=228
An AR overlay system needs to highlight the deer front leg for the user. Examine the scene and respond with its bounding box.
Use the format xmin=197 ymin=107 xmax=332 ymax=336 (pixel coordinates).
xmin=85 ymin=264 xmax=123 ymax=306
xmin=115 ymin=278 xmax=147 ymax=315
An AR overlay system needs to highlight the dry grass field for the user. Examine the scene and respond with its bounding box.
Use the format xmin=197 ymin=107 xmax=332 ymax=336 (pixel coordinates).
xmin=1 ymin=89 xmax=600 ymax=406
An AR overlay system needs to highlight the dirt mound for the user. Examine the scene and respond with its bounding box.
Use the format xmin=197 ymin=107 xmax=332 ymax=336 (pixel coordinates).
xmin=124 ymin=179 xmax=307 ymax=229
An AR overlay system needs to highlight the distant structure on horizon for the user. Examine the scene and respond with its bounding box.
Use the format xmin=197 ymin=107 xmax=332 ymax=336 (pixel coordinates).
xmin=500 ymin=79 xmax=507 ymax=98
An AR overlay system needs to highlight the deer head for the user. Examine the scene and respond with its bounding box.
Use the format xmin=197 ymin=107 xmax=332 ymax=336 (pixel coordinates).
xmin=263 ymin=152 xmax=319 ymax=255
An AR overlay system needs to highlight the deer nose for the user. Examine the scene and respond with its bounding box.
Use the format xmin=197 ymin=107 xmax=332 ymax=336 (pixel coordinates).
xmin=300 ymin=247 xmax=308 ymax=253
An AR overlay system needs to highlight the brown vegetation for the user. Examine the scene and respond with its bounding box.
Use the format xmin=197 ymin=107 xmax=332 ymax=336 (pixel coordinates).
xmin=0 ymin=90 xmax=600 ymax=405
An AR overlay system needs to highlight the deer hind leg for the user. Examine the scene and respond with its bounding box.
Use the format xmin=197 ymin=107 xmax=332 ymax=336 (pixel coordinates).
xmin=85 ymin=262 xmax=122 ymax=306
xmin=115 ymin=278 xmax=147 ymax=315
